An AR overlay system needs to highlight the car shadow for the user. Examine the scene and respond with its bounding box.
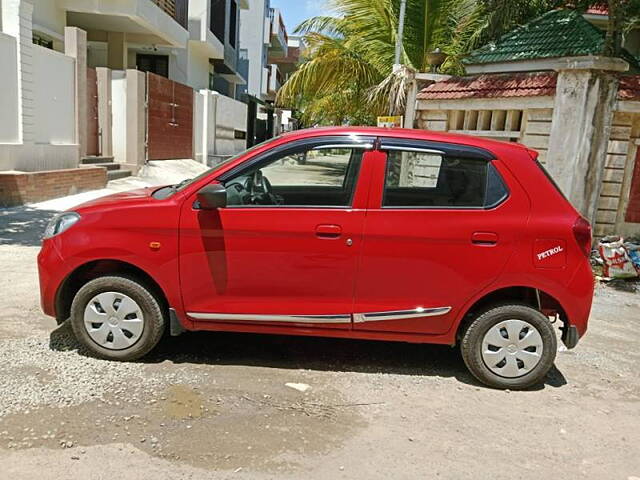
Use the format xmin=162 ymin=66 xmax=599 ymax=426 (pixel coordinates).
xmin=604 ymin=278 xmax=639 ymax=294
xmin=0 ymin=206 xmax=58 ymax=246
xmin=49 ymin=321 xmax=567 ymax=391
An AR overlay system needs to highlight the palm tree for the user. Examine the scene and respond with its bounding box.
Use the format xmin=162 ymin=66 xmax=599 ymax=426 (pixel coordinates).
xmin=277 ymin=0 xmax=566 ymax=125
xmin=597 ymin=0 xmax=640 ymax=56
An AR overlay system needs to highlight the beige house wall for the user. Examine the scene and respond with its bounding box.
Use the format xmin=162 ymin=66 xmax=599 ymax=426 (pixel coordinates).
xmin=415 ymin=103 xmax=553 ymax=154
xmin=610 ymin=111 xmax=640 ymax=237
xmin=414 ymin=98 xmax=640 ymax=239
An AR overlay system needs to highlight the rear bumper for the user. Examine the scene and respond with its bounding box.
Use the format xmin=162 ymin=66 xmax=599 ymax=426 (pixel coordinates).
xmin=561 ymin=259 xmax=594 ymax=344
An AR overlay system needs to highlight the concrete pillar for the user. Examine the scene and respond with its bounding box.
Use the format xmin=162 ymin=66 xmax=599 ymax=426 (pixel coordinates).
xmin=125 ymin=69 xmax=146 ymax=168
xmin=65 ymin=26 xmax=87 ymax=160
xmin=546 ymin=58 xmax=628 ymax=222
xmin=274 ymin=109 xmax=283 ymax=136
xmin=408 ymin=72 xmax=451 ymax=130
xmin=404 ymin=79 xmax=418 ymax=128
xmin=193 ymin=91 xmax=200 ymax=163
xmin=194 ymin=89 xmax=218 ymax=164
xmin=2 ymin=0 xmax=35 ymax=144
xmin=107 ymin=32 xmax=127 ymax=70
xmin=96 ymin=67 xmax=113 ymax=157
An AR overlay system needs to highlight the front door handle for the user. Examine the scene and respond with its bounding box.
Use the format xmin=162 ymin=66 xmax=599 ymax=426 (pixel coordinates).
xmin=316 ymin=224 xmax=342 ymax=238
xmin=471 ymin=231 xmax=498 ymax=245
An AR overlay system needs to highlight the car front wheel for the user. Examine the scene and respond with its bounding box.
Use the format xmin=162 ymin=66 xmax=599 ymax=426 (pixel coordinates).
xmin=461 ymin=304 xmax=557 ymax=390
xmin=70 ymin=275 xmax=166 ymax=361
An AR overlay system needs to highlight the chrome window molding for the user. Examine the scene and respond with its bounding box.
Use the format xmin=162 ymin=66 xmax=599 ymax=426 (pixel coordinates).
xmin=382 ymin=146 xmax=445 ymax=155
xmin=314 ymin=143 xmax=374 ymax=150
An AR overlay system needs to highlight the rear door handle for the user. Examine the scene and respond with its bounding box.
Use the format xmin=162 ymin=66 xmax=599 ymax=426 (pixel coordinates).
xmin=471 ymin=231 xmax=498 ymax=245
xmin=316 ymin=224 xmax=342 ymax=238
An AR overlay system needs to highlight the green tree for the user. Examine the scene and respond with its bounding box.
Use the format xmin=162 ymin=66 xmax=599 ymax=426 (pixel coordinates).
xmin=277 ymin=0 xmax=563 ymax=125
xmin=596 ymin=0 xmax=640 ymax=56
xmin=278 ymin=0 xmax=639 ymax=125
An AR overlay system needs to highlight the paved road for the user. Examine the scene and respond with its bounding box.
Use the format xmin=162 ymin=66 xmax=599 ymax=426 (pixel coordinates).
xmin=1 ymin=202 xmax=639 ymax=480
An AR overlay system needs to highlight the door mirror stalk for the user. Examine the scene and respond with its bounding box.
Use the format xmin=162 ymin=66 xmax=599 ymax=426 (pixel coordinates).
xmin=196 ymin=184 xmax=227 ymax=209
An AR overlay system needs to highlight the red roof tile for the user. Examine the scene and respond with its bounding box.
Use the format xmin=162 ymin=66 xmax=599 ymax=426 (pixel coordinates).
xmin=618 ymin=76 xmax=640 ymax=101
xmin=585 ymin=5 xmax=608 ymax=15
xmin=416 ymin=72 xmax=557 ymax=100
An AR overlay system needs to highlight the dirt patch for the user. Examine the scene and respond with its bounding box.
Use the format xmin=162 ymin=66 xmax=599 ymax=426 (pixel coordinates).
xmin=161 ymin=384 xmax=208 ymax=420
xmin=1 ymin=242 xmax=639 ymax=479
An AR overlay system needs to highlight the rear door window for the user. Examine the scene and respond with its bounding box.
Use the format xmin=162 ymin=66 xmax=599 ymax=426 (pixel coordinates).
xmin=382 ymin=147 xmax=507 ymax=208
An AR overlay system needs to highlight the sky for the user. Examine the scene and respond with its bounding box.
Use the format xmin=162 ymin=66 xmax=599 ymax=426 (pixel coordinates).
xmin=270 ymin=0 xmax=327 ymax=34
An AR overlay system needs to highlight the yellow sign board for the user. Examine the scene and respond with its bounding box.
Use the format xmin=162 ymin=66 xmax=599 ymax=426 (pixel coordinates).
xmin=377 ymin=116 xmax=403 ymax=128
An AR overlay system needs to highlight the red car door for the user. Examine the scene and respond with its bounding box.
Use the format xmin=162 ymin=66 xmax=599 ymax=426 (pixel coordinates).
xmin=353 ymin=138 xmax=529 ymax=335
xmin=179 ymin=136 xmax=376 ymax=329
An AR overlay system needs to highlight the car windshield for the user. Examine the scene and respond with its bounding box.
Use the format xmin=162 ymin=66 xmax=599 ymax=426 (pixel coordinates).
xmin=162 ymin=137 xmax=281 ymax=196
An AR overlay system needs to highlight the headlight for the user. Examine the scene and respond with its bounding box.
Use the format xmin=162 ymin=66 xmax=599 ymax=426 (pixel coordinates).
xmin=43 ymin=212 xmax=81 ymax=239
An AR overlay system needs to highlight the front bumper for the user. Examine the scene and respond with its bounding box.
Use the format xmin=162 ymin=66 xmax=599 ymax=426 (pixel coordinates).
xmin=37 ymin=238 xmax=66 ymax=318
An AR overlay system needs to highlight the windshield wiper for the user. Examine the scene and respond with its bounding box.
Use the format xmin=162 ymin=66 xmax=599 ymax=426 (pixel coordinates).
xmin=171 ymin=178 xmax=192 ymax=191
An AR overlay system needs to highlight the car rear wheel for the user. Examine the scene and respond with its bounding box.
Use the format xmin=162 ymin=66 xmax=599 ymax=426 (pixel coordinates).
xmin=70 ymin=275 xmax=166 ymax=361
xmin=460 ymin=304 xmax=557 ymax=390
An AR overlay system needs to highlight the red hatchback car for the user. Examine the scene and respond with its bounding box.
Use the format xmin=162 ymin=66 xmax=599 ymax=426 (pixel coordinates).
xmin=38 ymin=127 xmax=594 ymax=389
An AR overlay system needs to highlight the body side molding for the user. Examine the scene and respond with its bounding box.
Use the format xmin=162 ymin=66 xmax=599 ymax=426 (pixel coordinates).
xmin=188 ymin=313 xmax=352 ymax=324
xmin=189 ymin=307 xmax=451 ymax=324
xmin=353 ymin=307 xmax=452 ymax=323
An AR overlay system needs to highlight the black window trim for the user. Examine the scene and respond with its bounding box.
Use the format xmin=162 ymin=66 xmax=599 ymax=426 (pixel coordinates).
xmin=378 ymin=138 xmax=509 ymax=211
xmin=217 ymin=135 xmax=375 ymax=181
xmin=484 ymin=162 xmax=510 ymax=209
xmin=217 ymin=135 xmax=376 ymax=209
xmin=378 ymin=137 xmax=495 ymax=160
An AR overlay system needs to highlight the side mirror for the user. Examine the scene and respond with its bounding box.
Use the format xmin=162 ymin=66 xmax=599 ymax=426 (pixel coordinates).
xmin=196 ymin=184 xmax=227 ymax=209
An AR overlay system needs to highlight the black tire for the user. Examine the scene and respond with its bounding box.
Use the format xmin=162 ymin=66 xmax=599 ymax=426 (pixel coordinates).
xmin=70 ymin=275 xmax=166 ymax=361
xmin=461 ymin=304 xmax=557 ymax=390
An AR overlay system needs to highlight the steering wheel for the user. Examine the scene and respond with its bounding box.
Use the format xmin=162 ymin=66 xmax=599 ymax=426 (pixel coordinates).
xmin=248 ymin=170 xmax=282 ymax=205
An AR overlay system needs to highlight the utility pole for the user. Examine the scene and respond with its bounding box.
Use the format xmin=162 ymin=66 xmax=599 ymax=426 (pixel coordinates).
xmin=393 ymin=0 xmax=407 ymax=66
xmin=389 ymin=0 xmax=408 ymax=116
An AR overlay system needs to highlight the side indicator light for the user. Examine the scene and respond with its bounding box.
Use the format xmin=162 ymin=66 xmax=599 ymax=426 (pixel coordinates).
xmin=149 ymin=242 xmax=161 ymax=250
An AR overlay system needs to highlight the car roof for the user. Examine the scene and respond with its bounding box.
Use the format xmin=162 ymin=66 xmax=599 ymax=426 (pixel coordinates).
xmin=278 ymin=126 xmax=531 ymax=157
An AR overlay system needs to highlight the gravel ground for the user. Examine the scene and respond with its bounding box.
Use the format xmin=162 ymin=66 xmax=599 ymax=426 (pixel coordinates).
xmin=0 ymin=333 xmax=160 ymax=418
xmin=0 ymin=180 xmax=639 ymax=479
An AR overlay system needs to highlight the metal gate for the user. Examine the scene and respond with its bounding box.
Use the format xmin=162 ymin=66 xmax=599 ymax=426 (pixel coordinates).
xmin=146 ymin=72 xmax=193 ymax=160
xmin=86 ymin=67 xmax=100 ymax=156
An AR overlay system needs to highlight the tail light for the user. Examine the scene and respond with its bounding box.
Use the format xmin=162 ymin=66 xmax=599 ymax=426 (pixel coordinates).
xmin=572 ymin=216 xmax=592 ymax=257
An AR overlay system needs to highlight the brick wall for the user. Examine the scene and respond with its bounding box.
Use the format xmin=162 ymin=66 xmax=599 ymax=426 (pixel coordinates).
xmin=0 ymin=167 xmax=107 ymax=207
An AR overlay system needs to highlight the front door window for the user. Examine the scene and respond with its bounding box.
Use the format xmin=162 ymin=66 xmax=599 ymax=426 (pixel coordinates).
xmin=223 ymin=146 xmax=364 ymax=207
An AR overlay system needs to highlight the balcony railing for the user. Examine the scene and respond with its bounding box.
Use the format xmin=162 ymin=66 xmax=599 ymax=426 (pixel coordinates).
xmin=151 ymin=0 xmax=188 ymax=29
xmin=267 ymin=64 xmax=284 ymax=92
xmin=268 ymin=8 xmax=288 ymax=48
